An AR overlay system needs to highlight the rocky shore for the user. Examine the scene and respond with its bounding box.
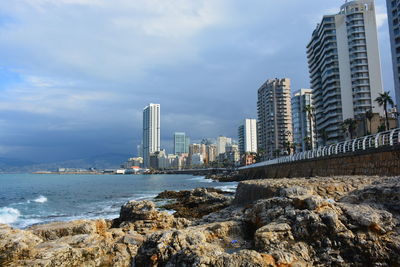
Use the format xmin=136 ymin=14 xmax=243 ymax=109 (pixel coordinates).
xmin=1 ymin=175 xmax=400 ymax=266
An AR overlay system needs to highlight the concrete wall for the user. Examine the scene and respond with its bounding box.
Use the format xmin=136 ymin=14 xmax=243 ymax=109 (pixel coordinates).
xmin=239 ymin=145 xmax=400 ymax=178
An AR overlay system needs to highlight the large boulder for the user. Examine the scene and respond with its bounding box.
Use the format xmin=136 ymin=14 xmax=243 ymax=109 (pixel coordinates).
xmin=113 ymin=200 xmax=191 ymax=234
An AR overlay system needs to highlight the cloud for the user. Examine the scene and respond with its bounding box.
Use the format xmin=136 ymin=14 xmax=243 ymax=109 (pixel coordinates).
xmin=0 ymin=0 xmax=226 ymax=82
xmin=0 ymin=0 xmax=394 ymax=162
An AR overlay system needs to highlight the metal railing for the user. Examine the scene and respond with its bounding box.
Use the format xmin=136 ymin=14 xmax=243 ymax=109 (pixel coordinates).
xmin=240 ymin=128 xmax=400 ymax=170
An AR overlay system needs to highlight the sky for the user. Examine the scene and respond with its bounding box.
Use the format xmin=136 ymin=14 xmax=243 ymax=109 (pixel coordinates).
xmin=0 ymin=0 xmax=395 ymax=162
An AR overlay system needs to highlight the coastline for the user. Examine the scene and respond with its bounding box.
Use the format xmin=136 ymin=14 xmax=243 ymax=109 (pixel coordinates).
xmin=1 ymin=175 xmax=400 ymax=266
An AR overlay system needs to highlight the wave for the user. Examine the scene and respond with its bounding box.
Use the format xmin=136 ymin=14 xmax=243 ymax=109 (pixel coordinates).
xmin=214 ymin=184 xmax=238 ymax=193
xmin=27 ymin=195 xmax=48 ymax=204
xmin=0 ymin=207 xmax=21 ymax=224
xmin=33 ymin=195 xmax=48 ymax=203
xmin=189 ymin=176 xmax=213 ymax=183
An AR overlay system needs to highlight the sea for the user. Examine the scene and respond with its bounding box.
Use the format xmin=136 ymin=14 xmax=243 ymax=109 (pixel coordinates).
xmin=0 ymin=173 xmax=238 ymax=229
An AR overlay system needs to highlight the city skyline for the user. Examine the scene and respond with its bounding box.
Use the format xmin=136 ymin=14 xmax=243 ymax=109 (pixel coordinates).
xmin=0 ymin=0 xmax=395 ymax=163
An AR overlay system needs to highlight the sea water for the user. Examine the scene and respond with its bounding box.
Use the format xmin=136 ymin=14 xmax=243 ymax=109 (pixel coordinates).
xmin=0 ymin=173 xmax=237 ymax=228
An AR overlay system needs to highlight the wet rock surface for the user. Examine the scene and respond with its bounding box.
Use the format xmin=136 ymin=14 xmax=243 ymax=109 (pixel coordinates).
xmin=1 ymin=176 xmax=400 ymax=267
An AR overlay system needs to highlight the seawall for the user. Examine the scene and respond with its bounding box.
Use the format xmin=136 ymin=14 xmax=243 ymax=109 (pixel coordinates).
xmin=239 ymin=145 xmax=400 ymax=179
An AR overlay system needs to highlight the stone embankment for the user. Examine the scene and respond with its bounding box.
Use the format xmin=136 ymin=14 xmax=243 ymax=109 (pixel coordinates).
xmin=1 ymin=176 xmax=400 ymax=266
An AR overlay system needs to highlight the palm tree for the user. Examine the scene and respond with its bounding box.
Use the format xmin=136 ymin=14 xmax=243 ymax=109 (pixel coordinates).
xmin=303 ymin=136 xmax=312 ymax=150
xmin=342 ymin=118 xmax=358 ymax=139
xmin=304 ymin=105 xmax=315 ymax=149
xmin=318 ymin=129 xmax=328 ymax=146
xmin=283 ymin=141 xmax=292 ymax=155
xmin=365 ymin=109 xmax=374 ymax=135
xmin=273 ymin=149 xmax=281 ymax=158
xmin=375 ymin=92 xmax=394 ymax=131
xmin=255 ymin=149 xmax=265 ymax=163
xmin=291 ymin=142 xmax=297 ymax=153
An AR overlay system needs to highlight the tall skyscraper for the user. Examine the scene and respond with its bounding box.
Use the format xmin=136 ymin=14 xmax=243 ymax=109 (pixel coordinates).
xmin=387 ymin=0 xmax=400 ymax=120
xmin=142 ymin=103 xmax=160 ymax=168
xmin=216 ymin=136 xmax=232 ymax=155
xmin=292 ymin=89 xmax=316 ymax=151
xmin=238 ymin=119 xmax=258 ymax=155
xmin=307 ymin=0 xmax=384 ymax=144
xmin=174 ymin=132 xmax=189 ymax=155
xmin=257 ymin=78 xmax=293 ymax=159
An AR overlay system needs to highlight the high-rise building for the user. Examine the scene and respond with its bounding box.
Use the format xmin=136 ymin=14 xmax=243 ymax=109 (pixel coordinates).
xmin=238 ymin=119 xmax=258 ymax=155
xmin=387 ymin=0 xmax=400 ymax=120
xmin=188 ymin=143 xmax=202 ymax=166
xmin=216 ymin=136 xmax=232 ymax=155
xmin=307 ymin=0 xmax=384 ymax=144
xmin=257 ymin=78 xmax=293 ymax=159
xmin=206 ymin=144 xmax=217 ymax=163
xmin=173 ymin=132 xmax=190 ymax=155
xmin=142 ymin=103 xmax=160 ymax=168
xmin=292 ymin=89 xmax=316 ymax=151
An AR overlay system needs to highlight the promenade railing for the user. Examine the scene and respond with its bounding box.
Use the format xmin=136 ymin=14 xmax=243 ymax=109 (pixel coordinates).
xmin=240 ymin=127 xmax=400 ymax=170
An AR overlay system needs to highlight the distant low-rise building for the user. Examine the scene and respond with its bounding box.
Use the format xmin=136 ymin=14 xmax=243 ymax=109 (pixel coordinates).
xmin=225 ymin=144 xmax=240 ymax=165
xmin=190 ymin=153 xmax=204 ymax=166
xmin=216 ymin=136 xmax=232 ymax=155
xmin=206 ymin=144 xmax=217 ymax=164
xmin=123 ymin=157 xmax=143 ymax=169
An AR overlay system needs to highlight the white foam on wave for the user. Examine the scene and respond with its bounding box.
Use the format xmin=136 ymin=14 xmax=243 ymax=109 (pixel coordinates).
xmin=189 ymin=176 xmax=213 ymax=183
xmin=214 ymin=184 xmax=238 ymax=193
xmin=33 ymin=195 xmax=48 ymax=203
xmin=15 ymin=218 xmax=42 ymax=229
xmin=0 ymin=207 xmax=21 ymax=224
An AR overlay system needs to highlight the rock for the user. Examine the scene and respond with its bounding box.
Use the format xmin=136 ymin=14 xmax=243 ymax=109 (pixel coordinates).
xmin=0 ymin=224 xmax=43 ymax=266
xmin=119 ymin=200 xmax=158 ymax=221
xmin=28 ymin=219 xmax=106 ymax=241
xmin=2 ymin=176 xmax=400 ymax=266
xmin=240 ymin=177 xmax=400 ymax=266
xmin=205 ymin=171 xmax=247 ymax=182
xmin=1 ymin=218 xmax=139 ymax=266
xmin=338 ymin=203 xmax=394 ymax=233
xmin=134 ymin=221 xmax=253 ymax=266
xmin=339 ymin=177 xmax=400 ymax=215
xmin=234 ymin=176 xmax=384 ymax=205
xmin=113 ymin=200 xmax=191 ymax=234
xmin=157 ymin=187 xmax=234 ymax=219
